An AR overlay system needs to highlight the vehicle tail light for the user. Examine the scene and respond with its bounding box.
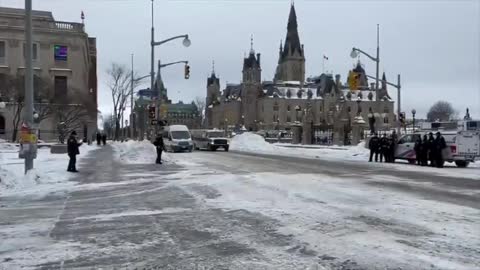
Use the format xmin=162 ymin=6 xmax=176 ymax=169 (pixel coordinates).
xmin=450 ymin=145 xmax=456 ymax=154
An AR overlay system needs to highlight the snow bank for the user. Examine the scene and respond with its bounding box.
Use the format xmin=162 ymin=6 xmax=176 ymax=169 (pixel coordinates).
xmin=230 ymin=132 xmax=277 ymax=154
xmin=230 ymin=132 xmax=368 ymax=161
xmin=0 ymin=144 xmax=97 ymax=197
xmin=112 ymin=140 xmax=171 ymax=164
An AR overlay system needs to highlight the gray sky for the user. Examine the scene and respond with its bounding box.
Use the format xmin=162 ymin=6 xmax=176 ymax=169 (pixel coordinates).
xmin=1 ymin=0 xmax=479 ymax=119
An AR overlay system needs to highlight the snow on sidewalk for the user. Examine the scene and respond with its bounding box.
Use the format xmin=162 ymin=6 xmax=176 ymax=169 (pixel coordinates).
xmin=0 ymin=143 xmax=97 ymax=197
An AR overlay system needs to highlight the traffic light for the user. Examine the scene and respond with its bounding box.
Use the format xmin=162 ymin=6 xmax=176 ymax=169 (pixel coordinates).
xmin=148 ymin=106 xmax=156 ymax=119
xmin=399 ymin=112 xmax=406 ymax=126
xmin=184 ymin=64 xmax=190 ymax=79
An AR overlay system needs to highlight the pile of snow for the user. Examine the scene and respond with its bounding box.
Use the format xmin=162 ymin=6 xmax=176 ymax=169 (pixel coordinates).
xmin=230 ymin=132 xmax=368 ymax=161
xmin=112 ymin=140 xmax=171 ymax=164
xmin=230 ymin=132 xmax=277 ymax=154
xmin=0 ymin=144 xmax=97 ymax=197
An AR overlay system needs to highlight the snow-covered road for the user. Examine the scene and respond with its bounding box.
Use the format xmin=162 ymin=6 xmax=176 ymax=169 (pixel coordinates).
xmin=1 ymin=142 xmax=479 ymax=269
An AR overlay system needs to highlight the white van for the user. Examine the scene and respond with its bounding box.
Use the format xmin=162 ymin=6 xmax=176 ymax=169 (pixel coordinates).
xmin=162 ymin=125 xmax=193 ymax=152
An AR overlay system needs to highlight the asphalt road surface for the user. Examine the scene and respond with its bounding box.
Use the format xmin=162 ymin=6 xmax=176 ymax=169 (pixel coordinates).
xmin=1 ymin=146 xmax=479 ymax=270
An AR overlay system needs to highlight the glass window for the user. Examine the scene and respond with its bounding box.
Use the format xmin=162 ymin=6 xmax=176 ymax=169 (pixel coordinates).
xmin=171 ymin=131 xmax=190 ymax=140
xmin=54 ymin=45 xmax=68 ymax=61
xmin=398 ymin=135 xmax=412 ymax=144
xmin=0 ymin=41 xmax=5 ymax=63
xmin=54 ymin=76 xmax=67 ymax=99
xmin=23 ymin=43 xmax=38 ymax=61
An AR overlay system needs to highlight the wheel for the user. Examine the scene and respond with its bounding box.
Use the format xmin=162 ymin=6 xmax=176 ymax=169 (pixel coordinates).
xmin=455 ymin=161 xmax=469 ymax=168
xmin=224 ymin=146 xmax=229 ymax=152
xmin=408 ymin=159 xmax=416 ymax=164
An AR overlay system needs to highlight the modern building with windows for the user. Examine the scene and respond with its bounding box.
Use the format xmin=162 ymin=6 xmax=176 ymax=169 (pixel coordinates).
xmin=0 ymin=7 xmax=97 ymax=141
xmin=206 ymin=3 xmax=395 ymax=145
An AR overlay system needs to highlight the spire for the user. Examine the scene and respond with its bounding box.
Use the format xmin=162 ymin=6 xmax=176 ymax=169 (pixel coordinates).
xmin=250 ymin=34 xmax=254 ymax=54
xmin=281 ymin=2 xmax=302 ymax=58
xmin=212 ymin=60 xmax=215 ymax=75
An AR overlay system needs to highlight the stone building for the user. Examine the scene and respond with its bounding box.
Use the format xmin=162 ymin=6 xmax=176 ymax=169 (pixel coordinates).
xmin=134 ymin=61 xmax=200 ymax=138
xmin=206 ymin=3 xmax=395 ymax=145
xmin=0 ymin=7 xmax=97 ymax=142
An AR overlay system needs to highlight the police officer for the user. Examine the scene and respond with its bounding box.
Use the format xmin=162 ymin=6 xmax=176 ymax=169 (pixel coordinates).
xmin=379 ymin=134 xmax=389 ymax=163
xmin=369 ymin=133 xmax=380 ymax=162
xmin=420 ymin=134 xmax=429 ymax=166
xmin=427 ymin=132 xmax=435 ymax=167
xmin=67 ymin=131 xmax=82 ymax=172
xmin=153 ymin=133 xmax=164 ymax=164
xmin=434 ymin=132 xmax=447 ymax=168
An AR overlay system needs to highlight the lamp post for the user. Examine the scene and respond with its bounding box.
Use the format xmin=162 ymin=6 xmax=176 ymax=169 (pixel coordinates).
xmin=350 ymin=24 xmax=380 ymax=95
xmin=150 ymin=0 xmax=190 ymax=134
xmin=368 ymin=108 xmax=375 ymax=134
xmin=411 ymin=109 xmax=416 ymax=133
xmin=24 ymin=0 xmax=35 ymax=173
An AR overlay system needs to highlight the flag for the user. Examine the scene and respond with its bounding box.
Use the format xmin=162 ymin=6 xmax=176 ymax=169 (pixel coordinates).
xmin=81 ymin=11 xmax=85 ymax=20
xmin=323 ymin=55 xmax=328 ymax=60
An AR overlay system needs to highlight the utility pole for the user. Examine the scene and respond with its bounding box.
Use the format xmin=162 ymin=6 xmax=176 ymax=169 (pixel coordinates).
xmin=24 ymin=0 xmax=35 ymax=173
xmin=130 ymin=53 xmax=134 ymax=139
xmin=375 ymin=24 xmax=380 ymax=96
xmin=150 ymin=0 xmax=157 ymax=136
xmin=397 ymin=74 xmax=401 ymax=135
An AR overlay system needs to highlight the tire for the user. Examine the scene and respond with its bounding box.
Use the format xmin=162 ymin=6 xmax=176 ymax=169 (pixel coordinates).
xmin=455 ymin=161 xmax=469 ymax=168
xmin=224 ymin=146 xmax=229 ymax=152
xmin=408 ymin=159 xmax=416 ymax=164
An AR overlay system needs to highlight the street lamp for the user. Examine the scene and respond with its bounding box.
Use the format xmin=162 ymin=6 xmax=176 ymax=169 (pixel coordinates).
xmin=368 ymin=108 xmax=375 ymax=134
xmin=150 ymin=0 xmax=191 ymax=133
xmin=411 ymin=109 xmax=416 ymax=133
xmin=350 ymin=24 xmax=380 ymax=97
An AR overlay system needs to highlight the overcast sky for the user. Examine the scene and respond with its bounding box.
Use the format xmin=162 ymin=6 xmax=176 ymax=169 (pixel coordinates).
xmin=1 ymin=0 xmax=479 ymax=119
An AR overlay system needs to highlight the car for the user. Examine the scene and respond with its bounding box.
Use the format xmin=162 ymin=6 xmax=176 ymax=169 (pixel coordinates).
xmin=191 ymin=129 xmax=229 ymax=151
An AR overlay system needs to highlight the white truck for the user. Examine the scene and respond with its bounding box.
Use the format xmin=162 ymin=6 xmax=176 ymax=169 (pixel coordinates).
xmin=395 ymin=120 xmax=480 ymax=167
xmin=191 ymin=129 xmax=229 ymax=151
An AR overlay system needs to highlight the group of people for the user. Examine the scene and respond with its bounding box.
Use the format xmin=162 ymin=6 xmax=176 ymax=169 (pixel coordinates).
xmin=368 ymin=132 xmax=397 ymax=163
xmin=96 ymin=132 xmax=108 ymax=146
xmin=414 ymin=132 xmax=447 ymax=168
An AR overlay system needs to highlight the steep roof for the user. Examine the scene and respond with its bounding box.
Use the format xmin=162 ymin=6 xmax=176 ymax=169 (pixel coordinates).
xmin=281 ymin=4 xmax=303 ymax=59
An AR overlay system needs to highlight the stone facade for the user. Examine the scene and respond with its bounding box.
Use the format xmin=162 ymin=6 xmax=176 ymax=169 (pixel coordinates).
xmin=0 ymin=7 xmax=97 ymax=142
xmin=206 ymin=3 xmax=395 ymax=145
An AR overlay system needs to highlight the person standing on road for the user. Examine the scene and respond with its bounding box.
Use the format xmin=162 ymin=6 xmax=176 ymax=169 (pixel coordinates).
xmin=67 ymin=131 xmax=82 ymax=172
xmin=102 ymin=133 xmax=107 ymax=146
xmin=96 ymin=132 xmax=101 ymax=146
xmin=379 ymin=134 xmax=389 ymax=163
xmin=368 ymin=133 xmax=380 ymax=162
xmin=153 ymin=133 xmax=164 ymax=164
xmin=414 ymin=136 xmax=422 ymax=165
xmin=434 ymin=132 xmax=447 ymax=168
xmin=427 ymin=132 xmax=436 ymax=167
xmin=420 ymin=134 xmax=429 ymax=166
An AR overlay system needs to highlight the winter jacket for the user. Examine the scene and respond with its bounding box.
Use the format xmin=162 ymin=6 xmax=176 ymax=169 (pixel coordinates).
xmin=153 ymin=136 xmax=164 ymax=149
xmin=435 ymin=136 xmax=447 ymax=151
xmin=369 ymin=136 xmax=379 ymax=150
xmin=67 ymin=135 xmax=82 ymax=156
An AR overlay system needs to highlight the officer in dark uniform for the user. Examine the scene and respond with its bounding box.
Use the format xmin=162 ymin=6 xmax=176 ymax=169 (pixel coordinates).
xmin=368 ymin=133 xmax=380 ymax=162
xmin=153 ymin=133 xmax=165 ymax=164
xmin=427 ymin=132 xmax=435 ymax=167
xmin=414 ymin=136 xmax=422 ymax=165
xmin=420 ymin=134 xmax=429 ymax=166
xmin=67 ymin=131 xmax=82 ymax=172
xmin=434 ymin=132 xmax=447 ymax=168
xmin=379 ymin=134 xmax=389 ymax=163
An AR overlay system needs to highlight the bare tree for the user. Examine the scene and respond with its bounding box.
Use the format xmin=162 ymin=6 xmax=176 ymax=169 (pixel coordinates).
xmin=194 ymin=96 xmax=206 ymax=127
xmin=427 ymin=101 xmax=457 ymax=122
xmin=106 ymin=63 xmax=137 ymax=140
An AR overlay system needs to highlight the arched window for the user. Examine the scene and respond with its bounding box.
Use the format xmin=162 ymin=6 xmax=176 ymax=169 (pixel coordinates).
xmin=287 ymin=105 xmax=291 ymax=111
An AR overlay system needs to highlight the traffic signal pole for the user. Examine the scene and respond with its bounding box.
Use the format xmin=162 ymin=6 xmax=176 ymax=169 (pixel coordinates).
xmin=24 ymin=0 xmax=35 ymax=173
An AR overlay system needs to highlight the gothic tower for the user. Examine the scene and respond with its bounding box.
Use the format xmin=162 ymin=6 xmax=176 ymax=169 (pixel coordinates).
xmin=206 ymin=61 xmax=220 ymax=128
xmin=274 ymin=3 xmax=305 ymax=83
xmin=242 ymin=37 xmax=262 ymax=131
